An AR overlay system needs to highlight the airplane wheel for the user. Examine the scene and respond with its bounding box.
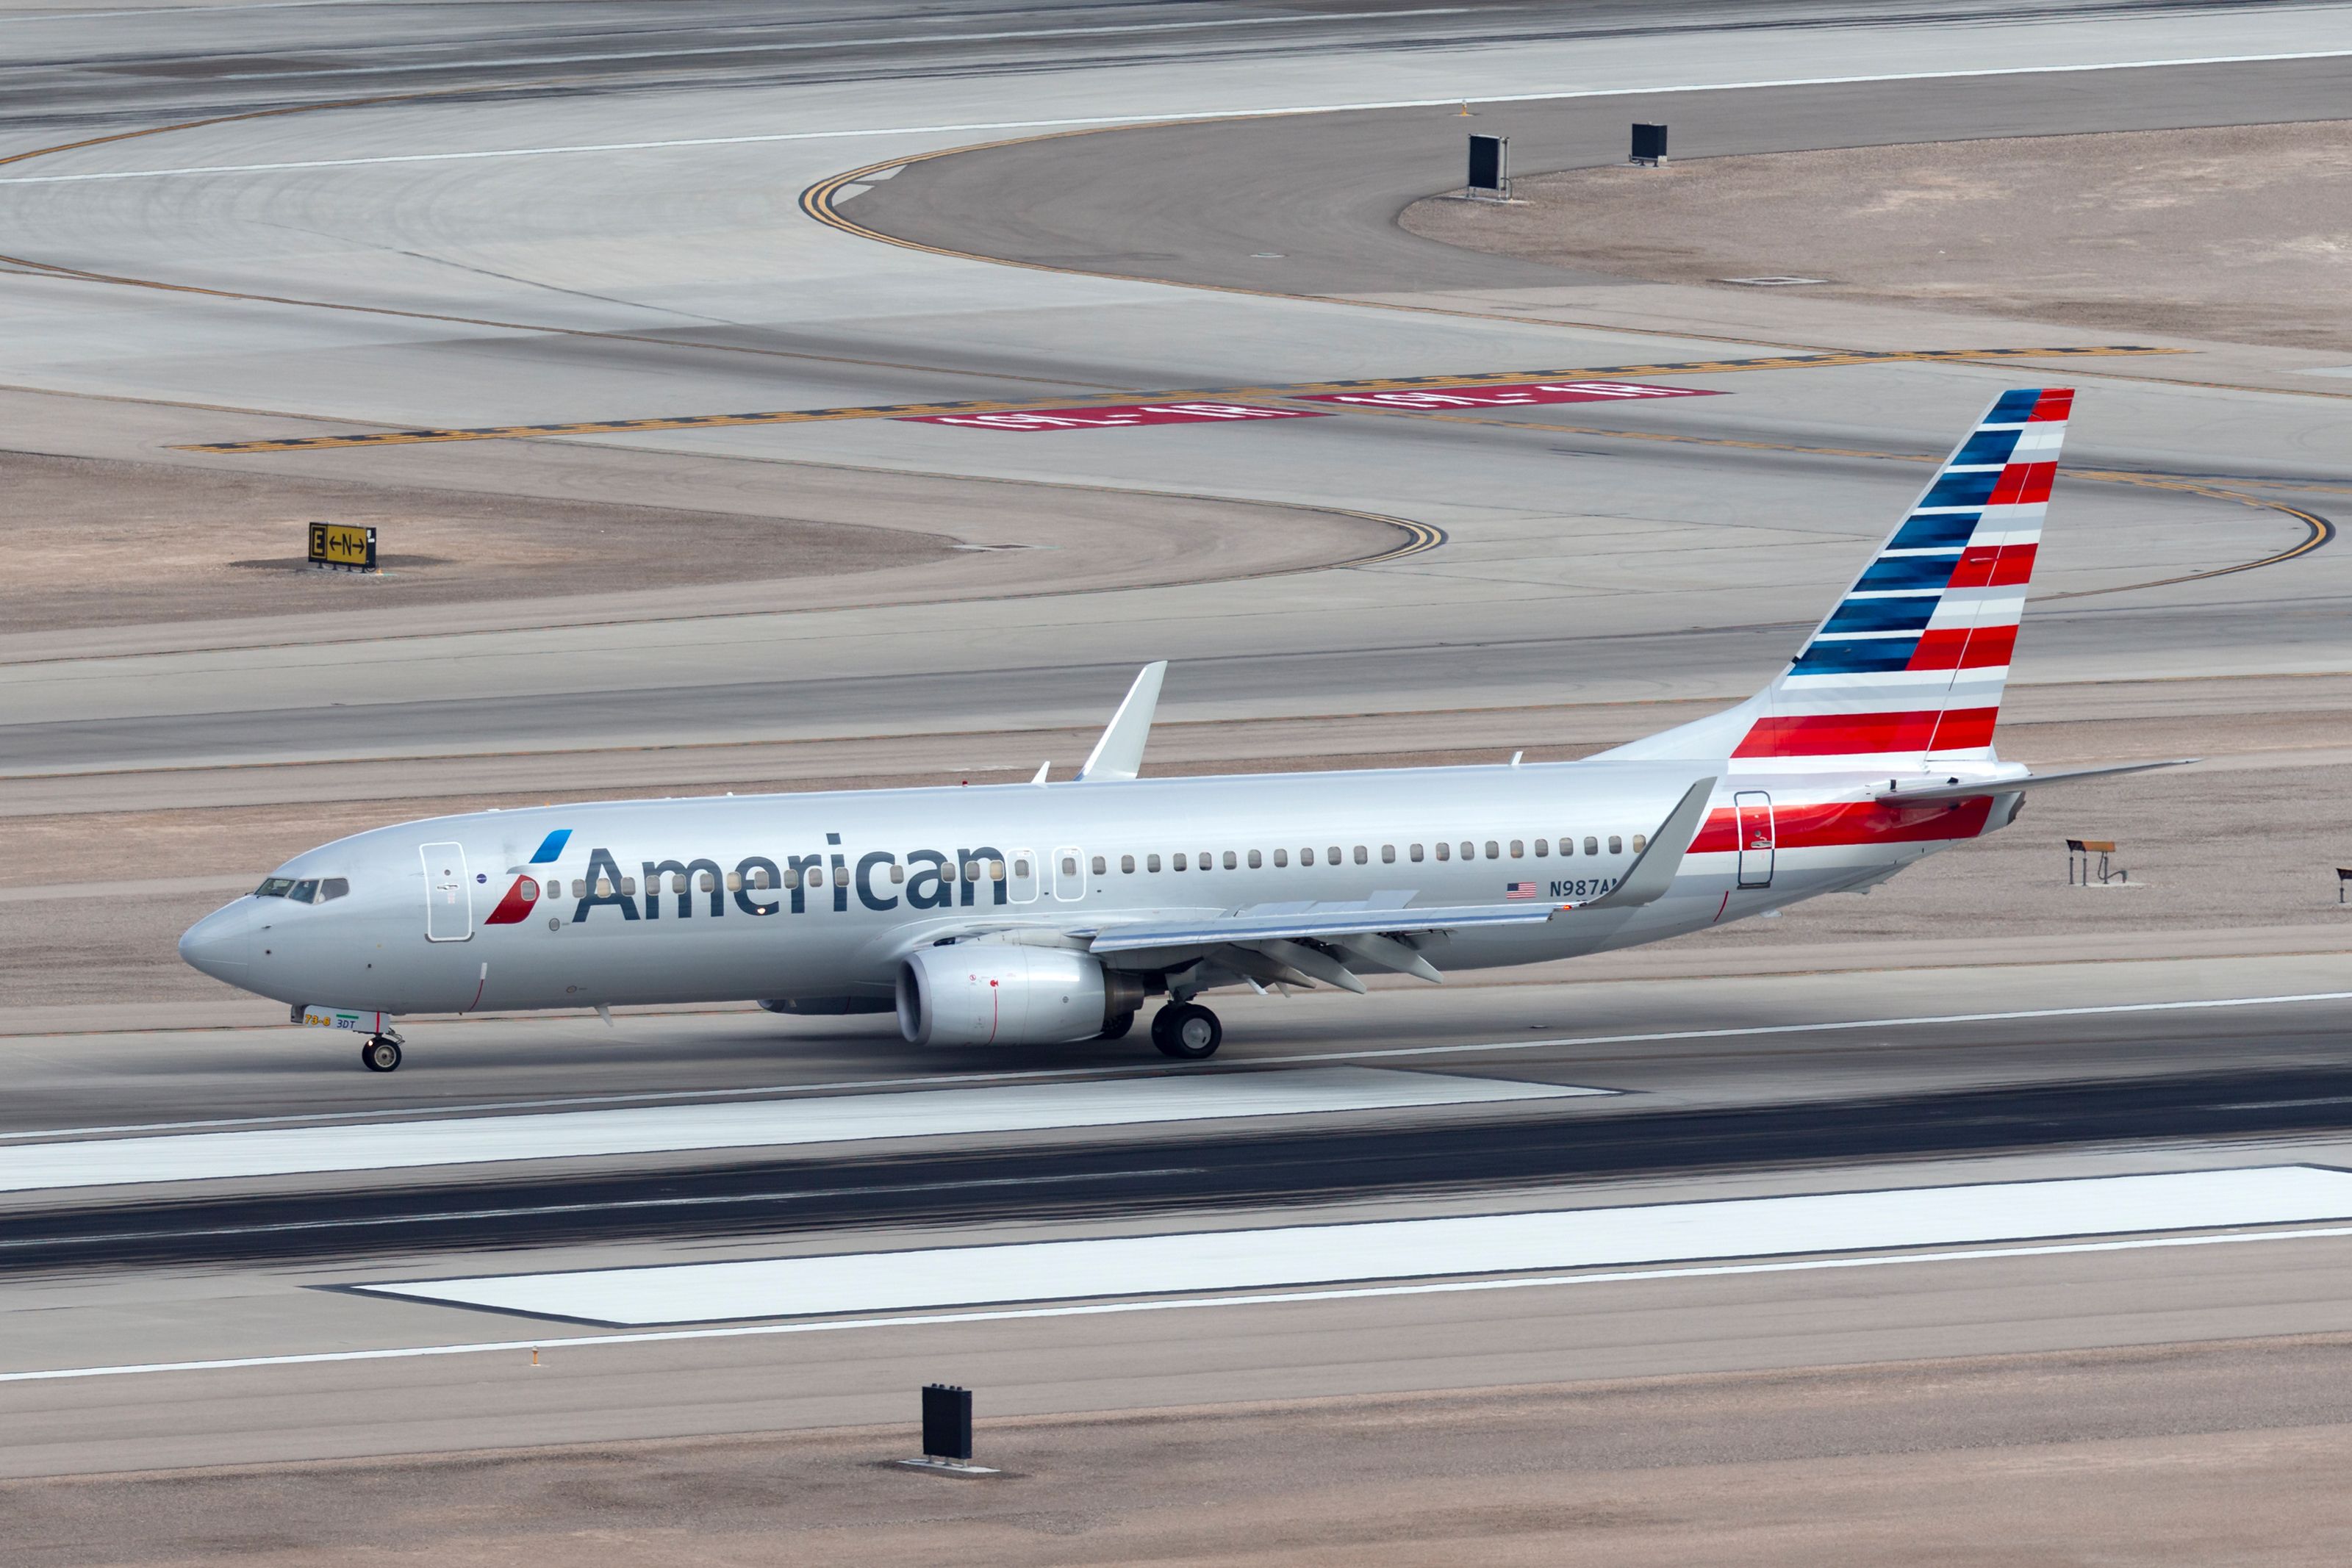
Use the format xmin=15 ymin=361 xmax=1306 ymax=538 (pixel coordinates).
xmin=1098 ymin=1010 xmax=1136 ymax=1041
xmin=361 ymin=1036 xmax=402 ymax=1073
xmin=1152 ymin=1003 xmax=1222 ymax=1060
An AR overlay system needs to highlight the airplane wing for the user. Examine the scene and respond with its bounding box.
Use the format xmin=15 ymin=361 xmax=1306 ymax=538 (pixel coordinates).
xmin=1873 ymin=758 xmax=2195 ymax=805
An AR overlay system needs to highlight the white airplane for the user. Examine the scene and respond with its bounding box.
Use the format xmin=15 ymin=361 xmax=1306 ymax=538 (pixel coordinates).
xmin=182 ymin=389 xmax=2182 ymax=1071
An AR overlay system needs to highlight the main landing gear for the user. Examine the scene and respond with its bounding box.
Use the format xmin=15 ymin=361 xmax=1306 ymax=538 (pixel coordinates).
xmin=1151 ymin=1001 xmax=1222 ymax=1061
xmin=360 ymin=1034 xmax=404 ymax=1073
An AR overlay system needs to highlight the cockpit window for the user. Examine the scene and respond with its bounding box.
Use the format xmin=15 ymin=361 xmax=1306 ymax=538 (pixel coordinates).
xmin=255 ymin=876 xmax=348 ymax=902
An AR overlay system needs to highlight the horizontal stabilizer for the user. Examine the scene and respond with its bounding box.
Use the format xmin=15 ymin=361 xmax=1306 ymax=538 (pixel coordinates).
xmin=1873 ymin=758 xmax=2195 ymax=804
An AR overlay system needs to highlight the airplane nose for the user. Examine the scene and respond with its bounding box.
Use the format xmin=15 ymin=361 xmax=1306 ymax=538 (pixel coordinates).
xmin=178 ymin=902 xmax=255 ymax=981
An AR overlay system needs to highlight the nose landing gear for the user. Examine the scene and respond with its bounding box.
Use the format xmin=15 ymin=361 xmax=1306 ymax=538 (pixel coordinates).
xmin=1151 ymin=1001 xmax=1222 ymax=1060
xmin=360 ymin=1034 xmax=404 ymax=1073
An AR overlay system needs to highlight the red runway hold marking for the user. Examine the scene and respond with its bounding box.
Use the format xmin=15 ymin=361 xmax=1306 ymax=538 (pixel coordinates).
xmin=1296 ymin=380 xmax=1721 ymax=409
xmin=903 ymin=401 xmax=1327 ymax=431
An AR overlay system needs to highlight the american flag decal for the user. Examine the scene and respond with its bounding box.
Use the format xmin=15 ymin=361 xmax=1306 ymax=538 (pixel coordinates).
xmin=1505 ymin=881 xmax=1539 ymax=900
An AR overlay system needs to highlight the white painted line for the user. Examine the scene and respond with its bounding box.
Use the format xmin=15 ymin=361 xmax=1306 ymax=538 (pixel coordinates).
xmin=5 ymin=987 xmax=2347 ymax=1145
xmin=2 ymin=51 xmax=2345 ymax=185
xmin=0 ymin=1068 xmax=1596 ymax=1193
xmin=201 ymin=10 xmax=1479 ymax=80
xmin=364 ymin=1166 xmax=2352 ymax=1326
xmin=14 ymin=1190 xmax=2352 ymax=1384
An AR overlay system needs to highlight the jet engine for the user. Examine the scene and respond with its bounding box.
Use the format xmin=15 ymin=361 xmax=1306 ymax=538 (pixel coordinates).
xmin=896 ymin=945 xmax=1144 ymax=1046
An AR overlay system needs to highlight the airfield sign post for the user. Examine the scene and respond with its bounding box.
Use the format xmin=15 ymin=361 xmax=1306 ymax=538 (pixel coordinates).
xmin=1466 ymin=133 xmax=1509 ymax=200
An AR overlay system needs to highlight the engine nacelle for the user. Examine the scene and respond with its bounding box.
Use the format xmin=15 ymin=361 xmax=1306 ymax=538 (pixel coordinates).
xmin=897 ymin=945 xmax=1141 ymax=1046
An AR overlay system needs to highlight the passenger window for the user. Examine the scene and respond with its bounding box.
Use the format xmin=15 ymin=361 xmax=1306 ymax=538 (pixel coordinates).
xmin=1014 ymin=857 xmax=1032 ymax=878
xmin=1327 ymin=845 xmax=1341 ymax=864
xmin=573 ymin=879 xmax=588 ymax=898
xmin=623 ymin=877 xmax=638 ymax=895
xmin=1147 ymin=853 xmax=1162 ymax=872
xmin=1584 ymin=836 xmax=1599 ymax=857
xmin=781 ymin=868 xmax=800 ymax=890
xmin=1632 ymin=834 xmax=1648 ymax=853
xmin=1382 ymin=845 xmax=1395 ymax=863
xmin=1410 ymin=844 xmax=1424 ymax=862
xmin=1460 ymin=842 xmax=1475 ymax=861
xmin=1173 ymin=853 xmax=1188 ymax=871
xmin=1534 ymin=838 xmax=1549 ymax=857
xmin=698 ymin=871 xmax=717 ymax=892
xmin=1061 ymin=855 xmax=1077 ymax=877
xmin=1092 ymin=855 xmax=1106 ymax=875
xmin=1248 ymin=849 xmax=1263 ymax=868
xmin=1273 ymin=849 xmax=1288 ymax=867
xmin=1484 ymin=841 xmax=1499 ymax=860
xmin=1434 ymin=842 xmax=1449 ymax=861
xmin=1559 ymin=835 xmax=1574 ymax=856
xmin=989 ymin=860 xmax=1006 ymax=882
xmin=1510 ymin=841 xmax=1524 ymax=858
xmin=809 ymin=868 xmax=826 ymax=888
xmin=320 ymin=877 xmax=349 ymax=902
xmin=1122 ymin=855 xmax=1136 ymax=874
xmin=725 ymin=871 xmax=744 ymax=893
xmin=1301 ymin=847 xmax=1315 ymax=866
xmin=1609 ymin=836 xmax=1623 ymax=855
xmin=891 ymin=863 xmax=906 ymax=884
xmin=1352 ymin=846 xmax=1367 ymax=865
xmin=1223 ymin=851 xmax=1237 ymax=870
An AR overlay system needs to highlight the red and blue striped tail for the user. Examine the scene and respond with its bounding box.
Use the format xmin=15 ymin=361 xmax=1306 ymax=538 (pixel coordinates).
xmin=1733 ymin=387 xmax=2070 ymax=766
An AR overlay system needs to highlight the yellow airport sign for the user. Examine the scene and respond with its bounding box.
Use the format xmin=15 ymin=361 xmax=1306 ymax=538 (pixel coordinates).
xmin=307 ymin=520 xmax=377 ymax=571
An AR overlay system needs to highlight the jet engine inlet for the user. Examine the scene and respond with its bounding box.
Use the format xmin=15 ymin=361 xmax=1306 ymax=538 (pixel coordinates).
xmin=897 ymin=946 xmax=1141 ymax=1046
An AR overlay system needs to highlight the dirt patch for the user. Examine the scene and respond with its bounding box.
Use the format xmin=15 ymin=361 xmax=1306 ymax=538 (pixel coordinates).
xmin=0 ymin=450 xmax=954 ymax=632
xmin=12 ymin=1340 xmax=2352 ymax=1564
xmin=1401 ymin=121 xmax=2352 ymax=351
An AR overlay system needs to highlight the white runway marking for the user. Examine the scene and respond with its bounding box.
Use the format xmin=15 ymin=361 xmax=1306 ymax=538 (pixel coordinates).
xmin=2 ymin=52 xmax=2345 ymax=185
xmin=0 ymin=1068 xmax=1597 ymax=1194
xmin=5 ymin=987 xmax=2346 ymax=1145
xmin=365 ymin=1166 xmax=2352 ymax=1326
xmin=12 ymin=1179 xmax=2352 ymax=1384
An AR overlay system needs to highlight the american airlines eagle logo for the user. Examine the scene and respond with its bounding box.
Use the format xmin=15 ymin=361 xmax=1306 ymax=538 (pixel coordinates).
xmin=482 ymin=828 xmax=570 ymax=926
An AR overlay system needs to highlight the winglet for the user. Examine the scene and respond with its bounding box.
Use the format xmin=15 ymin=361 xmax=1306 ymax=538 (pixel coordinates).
xmin=1580 ymin=775 xmax=1718 ymax=912
xmin=1076 ymin=661 xmax=1167 ymax=783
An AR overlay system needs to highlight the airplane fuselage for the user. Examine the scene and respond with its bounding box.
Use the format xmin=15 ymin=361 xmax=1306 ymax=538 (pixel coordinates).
xmin=183 ymin=758 xmax=2003 ymax=1019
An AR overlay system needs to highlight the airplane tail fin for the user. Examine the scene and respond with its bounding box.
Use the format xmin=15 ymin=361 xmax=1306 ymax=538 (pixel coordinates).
xmin=1601 ymin=387 xmax=2070 ymax=769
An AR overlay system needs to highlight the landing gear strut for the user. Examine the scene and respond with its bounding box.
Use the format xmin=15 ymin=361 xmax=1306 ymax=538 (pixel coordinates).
xmin=360 ymin=1035 xmax=403 ymax=1073
xmin=1151 ymin=1001 xmax=1222 ymax=1060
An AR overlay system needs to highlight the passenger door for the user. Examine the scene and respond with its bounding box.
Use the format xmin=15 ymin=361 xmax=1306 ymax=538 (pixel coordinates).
xmin=1052 ymin=844 xmax=1086 ymax=902
xmin=1008 ymin=848 xmax=1039 ymax=904
xmin=422 ymin=841 xmax=473 ymax=941
xmin=1734 ymin=791 xmax=1776 ymax=888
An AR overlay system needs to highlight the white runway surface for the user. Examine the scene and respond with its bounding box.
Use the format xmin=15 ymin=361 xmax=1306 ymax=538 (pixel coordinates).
xmin=365 ymin=1165 xmax=2352 ymax=1326
xmin=0 ymin=1067 xmax=1598 ymax=1192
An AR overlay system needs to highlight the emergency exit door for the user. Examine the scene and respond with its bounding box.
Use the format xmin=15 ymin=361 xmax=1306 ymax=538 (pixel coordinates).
xmin=1734 ymin=791 xmax=1776 ymax=888
xmin=422 ymin=841 xmax=473 ymax=941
